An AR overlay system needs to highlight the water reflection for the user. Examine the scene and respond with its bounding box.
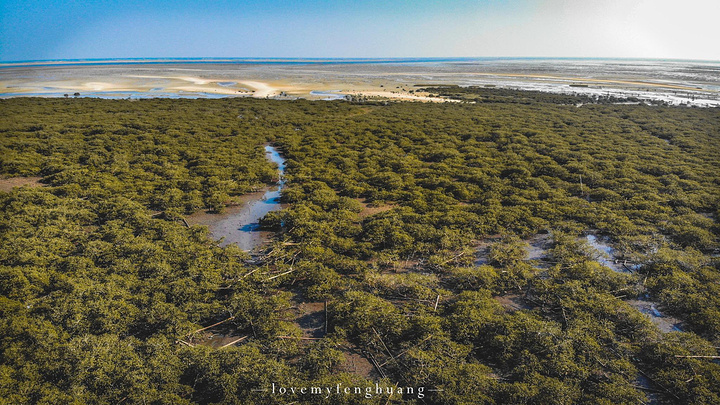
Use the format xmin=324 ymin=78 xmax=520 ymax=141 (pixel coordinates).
xmin=187 ymin=145 xmax=286 ymax=251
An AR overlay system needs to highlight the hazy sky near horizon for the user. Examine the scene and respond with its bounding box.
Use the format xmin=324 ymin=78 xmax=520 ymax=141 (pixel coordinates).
xmin=0 ymin=0 xmax=718 ymax=61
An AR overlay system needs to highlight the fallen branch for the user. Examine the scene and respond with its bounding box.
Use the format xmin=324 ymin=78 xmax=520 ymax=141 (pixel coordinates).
xmin=366 ymin=349 xmax=387 ymax=379
xmin=635 ymin=366 xmax=681 ymax=400
xmin=622 ymin=263 xmax=636 ymax=272
xmin=379 ymin=335 xmax=433 ymax=367
xmin=439 ymin=251 xmax=466 ymax=266
xmin=219 ymin=336 xmax=248 ymax=349
xmin=373 ymin=327 xmax=395 ymax=362
xmin=266 ymin=269 xmax=294 ymax=281
xmin=187 ymin=315 xmax=236 ymax=336
xmin=242 ymin=267 xmax=260 ymax=278
xmin=674 ymin=355 xmax=720 ymax=359
xmin=176 ymin=340 xmax=195 ymax=348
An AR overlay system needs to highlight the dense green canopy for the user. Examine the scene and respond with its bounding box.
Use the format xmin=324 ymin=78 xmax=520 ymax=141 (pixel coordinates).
xmin=1 ymin=93 xmax=718 ymax=404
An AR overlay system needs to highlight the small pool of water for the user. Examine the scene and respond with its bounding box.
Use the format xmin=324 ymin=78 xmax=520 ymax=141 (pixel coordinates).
xmin=526 ymin=234 xmax=552 ymax=268
xmin=309 ymin=90 xmax=347 ymax=100
xmin=585 ymin=234 xmax=632 ymax=273
xmin=626 ymin=299 xmax=684 ymax=333
xmin=187 ymin=145 xmax=286 ymax=251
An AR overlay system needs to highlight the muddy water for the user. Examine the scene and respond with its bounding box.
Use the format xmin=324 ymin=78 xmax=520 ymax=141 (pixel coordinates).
xmin=583 ymin=234 xmax=684 ymax=332
xmin=585 ymin=234 xmax=632 ymax=273
xmin=474 ymin=234 xmax=552 ymax=268
xmin=526 ymin=233 xmax=552 ymax=269
xmin=480 ymin=233 xmax=685 ymax=332
xmin=626 ymin=299 xmax=684 ymax=333
xmin=187 ymin=145 xmax=286 ymax=251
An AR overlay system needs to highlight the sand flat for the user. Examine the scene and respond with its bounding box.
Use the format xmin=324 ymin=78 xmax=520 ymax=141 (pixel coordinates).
xmin=241 ymin=81 xmax=278 ymax=98
xmin=2 ymin=59 xmax=718 ymax=105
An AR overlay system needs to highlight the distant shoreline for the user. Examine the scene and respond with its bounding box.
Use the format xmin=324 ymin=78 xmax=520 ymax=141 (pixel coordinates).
xmin=2 ymin=58 xmax=719 ymax=106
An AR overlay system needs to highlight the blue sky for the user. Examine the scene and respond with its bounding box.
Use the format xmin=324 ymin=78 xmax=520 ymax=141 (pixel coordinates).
xmin=1 ymin=0 xmax=718 ymax=61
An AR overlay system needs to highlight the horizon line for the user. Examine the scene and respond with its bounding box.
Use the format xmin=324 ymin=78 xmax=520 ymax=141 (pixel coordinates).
xmin=2 ymin=56 xmax=720 ymax=68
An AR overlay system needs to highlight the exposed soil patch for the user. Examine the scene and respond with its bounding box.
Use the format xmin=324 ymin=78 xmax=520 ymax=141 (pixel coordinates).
xmin=475 ymin=242 xmax=492 ymax=266
xmin=0 ymin=176 xmax=43 ymax=192
xmin=356 ymin=198 xmax=394 ymax=218
xmin=336 ymin=345 xmax=376 ymax=379
xmin=179 ymin=314 xmax=250 ymax=349
xmin=378 ymin=259 xmax=423 ymax=274
xmin=635 ymin=375 xmax=661 ymax=404
xmin=293 ymin=301 xmax=326 ymax=339
xmin=699 ymin=211 xmax=715 ymax=221
xmin=494 ymin=294 xmax=533 ymax=312
xmin=473 ymin=235 xmax=507 ymax=266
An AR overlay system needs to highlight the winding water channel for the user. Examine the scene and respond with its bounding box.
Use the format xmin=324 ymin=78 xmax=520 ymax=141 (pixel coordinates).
xmin=187 ymin=145 xmax=286 ymax=251
xmin=477 ymin=233 xmax=685 ymax=332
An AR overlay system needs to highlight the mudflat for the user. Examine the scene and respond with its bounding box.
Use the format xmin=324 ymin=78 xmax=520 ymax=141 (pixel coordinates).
xmin=1 ymin=58 xmax=718 ymax=105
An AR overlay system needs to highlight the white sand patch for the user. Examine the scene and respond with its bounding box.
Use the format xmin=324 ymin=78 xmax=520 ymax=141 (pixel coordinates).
xmin=170 ymin=85 xmax=243 ymax=95
xmin=360 ymin=91 xmax=460 ymax=103
xmin=240 ymin=81 xmax=278 ymax=98
xmin=84 ymin=82 xmax=119 ymax=91
xmin=128 ymin=75 xmax=211 ymax=85
xmin=175 ymin=76 xmax=210 ymax=85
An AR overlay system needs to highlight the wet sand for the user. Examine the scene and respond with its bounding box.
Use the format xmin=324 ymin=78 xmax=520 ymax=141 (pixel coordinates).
xmin=3 ymin=58 xmax=718 ymax=105
xmin=0 ymin=64 xmax=450 ymax=102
